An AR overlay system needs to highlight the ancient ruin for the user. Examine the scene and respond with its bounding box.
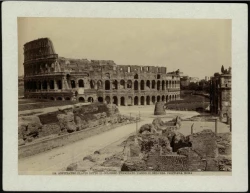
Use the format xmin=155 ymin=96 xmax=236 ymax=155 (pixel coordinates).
xmin=23 ymin=38 xmax=181 ymax=105
xmin=154 ymin=102 xmax=167 ymax=115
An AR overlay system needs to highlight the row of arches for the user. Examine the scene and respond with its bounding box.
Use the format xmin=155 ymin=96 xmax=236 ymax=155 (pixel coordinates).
xmin=25 ymin=80 xmax=62 ymax=91
xmin=97 ymin=94 xmax=179 ymax=106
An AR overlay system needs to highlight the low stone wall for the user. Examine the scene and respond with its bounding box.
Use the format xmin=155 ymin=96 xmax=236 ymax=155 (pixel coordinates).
xmin=18 ymin=121 xmax=134 ymax=159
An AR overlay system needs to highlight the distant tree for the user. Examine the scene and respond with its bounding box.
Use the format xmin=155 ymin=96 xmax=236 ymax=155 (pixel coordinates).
xmin=221 ymin=65 xmax=225 ymax=73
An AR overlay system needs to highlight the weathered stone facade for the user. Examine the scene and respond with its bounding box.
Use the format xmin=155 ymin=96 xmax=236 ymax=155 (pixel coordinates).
xmin=210 ymin=67 xmax=231 ymax=123
xmin=23 ymin=38 xmax=181 ymax=106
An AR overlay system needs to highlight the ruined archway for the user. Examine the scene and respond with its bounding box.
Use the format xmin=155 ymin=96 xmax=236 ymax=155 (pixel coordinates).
xmin=140 ymin=80 xmax=145 ymax=90
xmin=105 ymin=96 xmax=111 ymax=104
xmin=162 ymin=80 xmax=165 ymax=90
xmin=134 ymin=74 xmax=138 ymax=79
xmin=79 ymin=97 xmax=85 ymax=102
xmin=169 ymin=95 xmax=172 ymax=101
xmin=166 ymin=81 xmax=169 ymax=89
xmin=43 ymin=80 xmax=48 ymax=90
xmin=98 ymin=97 xmax=103 ymax=102
xmin=152 ymin=96 xmax=156 ymax=104
xmin=97 ymin=80 xmax=102 ymax=89
xmin=134 ymin=96 xmax=139 ymax=105
xmin=146 ymin=80 xmax=150 ymax=89
xmin=71 ymin=80 xmax=76 ymax=88
xmin=105 ymin=80 xmax=110 ymax=90
xmin=120 ymin=80 xmax=125 ymax=89
xmin=113 ymin=96 xmax=118 ymax=105
xmin=112 ymin=80 xmax=118 ymax=90
xmin=50 ymin=97 xmax=55 ymax=100
xmin=65 ymin=97 xmax=71 ymax=100
xmin=50 ymin=80 xmax=54 ymax=90
xmin=57 ymin=97 xmax=63 ymax=100
xmin=78 ymin=79 xmax=84 ymax=88
xmin=127 ymin=80 xmax=132 ymax=89
xmin=157 ymin=74 xmax=161 ymax=79
xmin=121 ymin=97 xmax=125 ymax=106
xmin=90 ymin=80 xmax=95 ymax=89
xmin=127 ymin=96 xmax=133 ymax=106
xmin=146 ymin=96 xmax=150 ymax=105
xmin=88 ymin=97 xmax=94 ymax=103
xmin=162 ymin=95 xmax=165 ymax=102
xmin=166 ymin=95 xmax=169 ymax=102
xmin=134 ymin=80 xmax=138 ymax=90
xmin=157 ymin=81 xmax=161 ymax=91
xmin=141 ymin=96 xmax=145 ymax=105
xmin=152 ymin=80 xmax=156 ymax=89
xmin=157 ymin=95 xmax=161 ymax=102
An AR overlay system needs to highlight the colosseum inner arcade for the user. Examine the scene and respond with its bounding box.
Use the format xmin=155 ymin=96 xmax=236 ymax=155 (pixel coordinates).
xmin=23 ymin=38 xmax=181 ymax=105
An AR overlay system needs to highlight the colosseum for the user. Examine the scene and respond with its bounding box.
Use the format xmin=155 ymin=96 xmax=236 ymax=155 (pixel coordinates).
xmin=23 ymin=38 xmax=181 ymax=106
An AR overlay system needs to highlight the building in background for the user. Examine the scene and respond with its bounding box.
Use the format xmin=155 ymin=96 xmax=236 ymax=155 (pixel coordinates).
xmin=210 ymin=66 xmax=231 ymax=123
xmin=23 ymin=38 xmax=181 ymax=106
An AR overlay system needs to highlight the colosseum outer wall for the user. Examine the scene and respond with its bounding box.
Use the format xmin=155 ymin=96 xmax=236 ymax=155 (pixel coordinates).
xmin=23 ymin=38 xmax=181 ymax=106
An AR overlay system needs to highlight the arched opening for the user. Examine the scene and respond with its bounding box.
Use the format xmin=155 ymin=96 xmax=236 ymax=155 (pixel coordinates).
xmin=140 ymin=96 xmax=145 ymax=105
xmin=98 ymin=97 xmax=103 ymax=102
xmin=134 ymin=80 xmax=138 ymax=90
xmin=152 ymin=96 xmax=156 ymax=104
xmin=112 ymin=80 xmax=118 ymax=90
xmin=157 ymin=95 xmax=161 ymax=102
xmin=38 ymin=81 xmax=41 ymax=90
xmin=134 ymin=96 xmax=139 ymax=105
xmin=78 ymin=79 xmax=84 ymax=88
xmin=79 ymin=97 xmax=85 ymax=102
xmin=127 ymin=80 xmax=132 ymax=89
xmin=146 ymin=96 xmax=150 ymax=105
xmin=75 ymin=91 xmax=78 ymax=97
xmin=90 ymin=80 xmax=95 ymax=89
xmin=162 ymin=80 xmax=165 ymax=90
xmin=50 ymin=80 xmax=54 ymax=89
xmin=43 ymin=80 xmax=47 ymax=90
xmin=50 ymin=97 xmax=55 ymax=100
xmin=140 ymin=80 xmax=145 ymax=90
xmin=146 ymin=80 xmax=150 ymax=89
xmin=105 ymin=96 xmax=111 ymax=104
xmin=166 ymin=81 xmax=169 ymax=89
xmin=152 ymin=80 xmax=156 ymax=89
xmin=166 ymin=95 xmax=169 ymax=102
xmin=127 ymin=96 xmax=133 ymax=106
xmin=105 ymin=80 xmax=110 ymax=90
xmin=57 ymin=80 xmax=62 ymax=89
xmin=134 ymin=74 xmax=138 ymax=79
xmin=65 ymin=97 xmax=70 ymax=100
xmin=71 ymin=80 xmax=76 ymax=88
xmin=97 ymin=80 xmax=102 ymax=89
xmin=57 ymin=97 xmax=63 ymax=101
xmin=157 ymin=74 xmax=161 ymax=79
xmin=120 ymin=80 xmax=125 ymax=89
xmin=121 ymin=97 xmax=125 ymax=106
xmin=113 ymin=96 xmax=118 ymax=105
xmin=169 ymin=95 xmax=172 ymax=101
xmin=88 ymin=97 xmax=94 ymax=103
xmin=162 ymin=95 xmax=165 ymax=102
xmin=157 ymin=81 xmax=161 ymax=90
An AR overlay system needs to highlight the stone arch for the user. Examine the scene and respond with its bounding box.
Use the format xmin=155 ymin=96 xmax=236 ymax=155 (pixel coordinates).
xmin=113 ymin=96 xmax=118 ymax=105
xmin=105 ymin=80 xmax=110 ymax=90
xmin=157 ymin=81 xmax=161 ymax=91
xmin=169 ymin=95 xmax=172 ymax=101
xmin=162 ymin=80 xmax=165 ymax=90
xmin=127 ymin=96 xmax=133 ymax=106
xmin=157 ymin=74 xmax=161 ymax=79
xmin=79 ymin=97 xmax=85 ymax=102
xmin=162 ymin=95 xmax=165 ymax=102
xmin=141 ymin=96 xmax=145 ymax=105
xmin=65 ymin=97 xmax=71 ymax=100
xmin=157 ymin=95 xmax=161 ymax=102
xmin=127 ymin=80 xmax=132 ymax=89
xmin=166 ymin=95 xmax=169 ymax=102
xmin=50 ymin=97 xmax=55 ymax=100
xmin=152 ymin=96 xmax=156 ymax=104
xmin=88 ymin=97 xmax=94 ymax=103
xmin=134 ymin=80 xmax=139 ymax=90
xmin=38 ymin=81 xmax=41 ymax=90
xmin=134 ymin=74 xmax=138 ymax=79
xmin=146 ymin=80 xmax=150 ymax=89
xmin=57 ymin=80 xmax=62 ymax=89
xmin=120 ymin=97 xmax=125 ymax=106
xmin=49 ymin=80 xmax=54 ymax=89
xmin=134 ymin=96 xmax=139 ymax=105
xmin=43 ymin=80 xmax=48 ymax=90
xmin=78 ymin=79 xmax=84 ymax=88
xmin=112 ymin=80 xmax=118 ymax=90
xmin=166 ymin=81 xmax=169 ymax=89
xmin=152 ymin=80 xmax=156 ymax=89
xmin=140 ymin=80 xmax=145 ymax=90
xmin=120 ymin=80 xmax=125 ymax=89
xmin=71 ymin=80 xmax=76 ymax=88
xmin=97 ymin=80 xmax=103 ymax=89
xmin=57 ymin=96 xmax=63 ymax=100
xmin=146 ymin=96 xmax=150 ymax=105
xmin=105 ymin=96 xmax=111 ymax=104
xmin=98 ymin=97 xmax=103 ymax=102
xmin=90 ymin=80 xmax=95 ymax=89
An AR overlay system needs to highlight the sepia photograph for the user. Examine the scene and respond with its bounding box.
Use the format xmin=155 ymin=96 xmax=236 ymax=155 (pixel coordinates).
xmin=18 ymin=17 xmax=232 ymax=174
xmin=2 ymin=2 xmax=248 ymax=192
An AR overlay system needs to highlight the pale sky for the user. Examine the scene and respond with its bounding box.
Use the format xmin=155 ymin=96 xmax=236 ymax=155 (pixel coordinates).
xmin=18 ymin=18 xmax=231 ymax=79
